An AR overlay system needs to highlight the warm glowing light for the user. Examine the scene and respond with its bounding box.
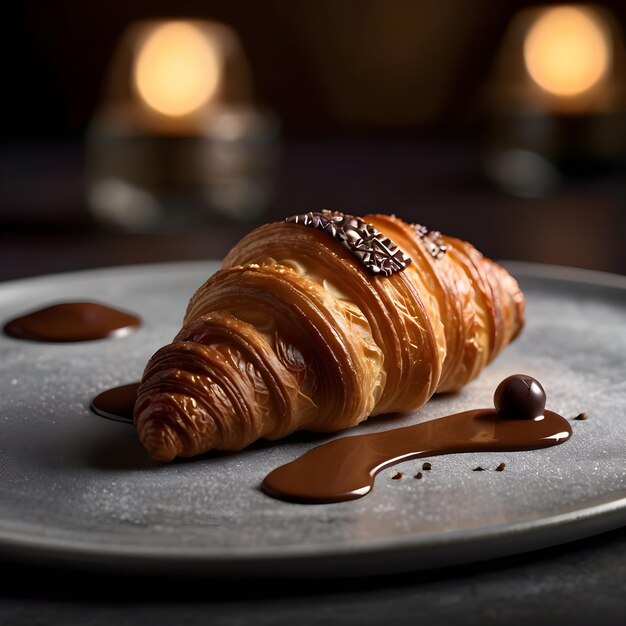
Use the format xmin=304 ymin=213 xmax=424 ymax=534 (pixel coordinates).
xmin=134 ymin=22 xmax=220 ymax=116
xmin=524 ymin=6 xmax=610 ymax=97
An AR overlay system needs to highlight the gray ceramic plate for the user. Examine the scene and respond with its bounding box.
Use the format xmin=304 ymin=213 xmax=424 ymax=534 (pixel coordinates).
xmin=0 ymin=260 xmax=625 ymax=577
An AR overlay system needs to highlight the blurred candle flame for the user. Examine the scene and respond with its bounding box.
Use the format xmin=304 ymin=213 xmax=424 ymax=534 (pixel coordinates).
xmin=134 ymin=21 xmax=220 ymax=116
xmin=523 ymin=6 xmax=610 ymax=97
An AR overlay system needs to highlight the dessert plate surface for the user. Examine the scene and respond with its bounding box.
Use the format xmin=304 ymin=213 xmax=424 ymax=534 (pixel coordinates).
xmin=0 ymin=260 xmax=625 ymax=577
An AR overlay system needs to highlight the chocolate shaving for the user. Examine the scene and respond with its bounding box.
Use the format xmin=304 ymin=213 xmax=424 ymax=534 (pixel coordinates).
xmin=574 ymin=412 xmax=589 ymax=421
xmin=414 ymin=471 xmax=423 ymax=479
xmin=473 ymin=466 xmax=485 ymax=472
xmin=495 ymin=463 xmax=506 ymax=472
xmin=390 ymin=470 xmax=403 ymax=480
xmin=286 ymin=210 xmax=412 ymax=276
xmin=422 ymin=462 xmax=432 ymax=470
xmin=413 ymin=223 xmax=448 ymax=259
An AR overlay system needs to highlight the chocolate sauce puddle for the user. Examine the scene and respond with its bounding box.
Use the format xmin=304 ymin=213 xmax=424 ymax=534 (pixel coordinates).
xmin=261 ymin=408 xmax=572 ymax=504
xmin=90 ymin=383 xmax=139 ymax=424
xmin=3 ymin=302 xmax=141 ymax=342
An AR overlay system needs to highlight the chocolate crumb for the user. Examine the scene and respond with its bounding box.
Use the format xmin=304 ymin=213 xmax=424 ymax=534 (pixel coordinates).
xmin=414 ymin=472 xmax=423 ymax=479
xmin=422 ymin=462 xmax=432 ymax=471
xmin=574 ymin=412 xmax=589 ymax=421
xmin=495 ymin=463 xmax=506 ymax=472
xmin=390 ymin=470 xmax=403 ymax=480
xmin=413 ymin=224 xmax=448 ymax=259
xmin=473 ymin=466 xmax=485 ymax=472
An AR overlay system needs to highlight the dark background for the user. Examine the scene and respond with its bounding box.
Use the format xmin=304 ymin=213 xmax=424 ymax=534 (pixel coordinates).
xmin=0 ymin=0 xmax=537 ymax=139
xmin=1 ymin=0 xmax=625 ymax=280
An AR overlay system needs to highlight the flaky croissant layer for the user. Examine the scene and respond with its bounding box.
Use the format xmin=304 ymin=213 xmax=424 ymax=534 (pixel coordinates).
xmin=134 ymin=212 xmax=525 ymax=461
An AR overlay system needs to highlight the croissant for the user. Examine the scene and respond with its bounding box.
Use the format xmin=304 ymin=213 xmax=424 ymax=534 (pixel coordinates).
xmin=135 ymin=211 xmax=525 ymax=462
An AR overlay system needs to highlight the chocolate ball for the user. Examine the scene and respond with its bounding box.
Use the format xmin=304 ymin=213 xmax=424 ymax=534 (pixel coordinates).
xmin=494 ymin=375 xmax=546 ymax=419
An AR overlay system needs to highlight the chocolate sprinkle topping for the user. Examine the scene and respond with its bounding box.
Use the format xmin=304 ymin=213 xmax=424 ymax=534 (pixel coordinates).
xmin=574 ymin=412 xmax=589 ymax=421
xmin=286 ymin=210 xmax=412 ymax=276
xmin=414 ymin=471 xmax=423 ymax=479
xmin=495 ymin=463 xmax=506 ymax=472
xmin=413 ymin=223 xmax=448 ymax=259
xmin=473 ymin=466 xmax=485 ymax=472
xmin=390 ymin=470 xmax=403 ymax=480
xmin=422 ymin=462 xmax=432 ymax=470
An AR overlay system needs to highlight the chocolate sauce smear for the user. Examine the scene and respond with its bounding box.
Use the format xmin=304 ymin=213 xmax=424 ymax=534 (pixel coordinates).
xmin=262 ymin=375 xmax=572 ymax=504
xmin=90 ymin=383 xmax=139 ymax=424
xmin=3 ymin=302 xmax=141 ymax=342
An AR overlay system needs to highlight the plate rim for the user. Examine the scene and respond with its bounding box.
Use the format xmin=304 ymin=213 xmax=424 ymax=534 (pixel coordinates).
xmin=1 ymin=258 xmax=625 ymax=291
xmin=1 ymin=490 xmax=626 ymax=577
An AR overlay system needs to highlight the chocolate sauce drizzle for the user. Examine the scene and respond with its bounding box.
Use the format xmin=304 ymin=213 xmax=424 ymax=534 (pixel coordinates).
xmin=413 ymin=224 xmax=448 ymax=260
xmin=90 ymin=383 xmax=139 ymax=424
xmin=261 ymin=408 xmax=572 ymax=504
xmin=3 ymin=302 xmax=141 ymax=342
xmin=286 ymin=210 xmax=411 ymax=276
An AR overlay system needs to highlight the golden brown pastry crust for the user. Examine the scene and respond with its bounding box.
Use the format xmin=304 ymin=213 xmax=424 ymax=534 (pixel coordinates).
xmin=134 ymin=213 xmax=525 ymax=461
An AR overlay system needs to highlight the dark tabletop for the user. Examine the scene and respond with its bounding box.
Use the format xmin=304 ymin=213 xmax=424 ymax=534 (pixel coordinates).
xmin=1 ymin=138 xmax=626 ymax=624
